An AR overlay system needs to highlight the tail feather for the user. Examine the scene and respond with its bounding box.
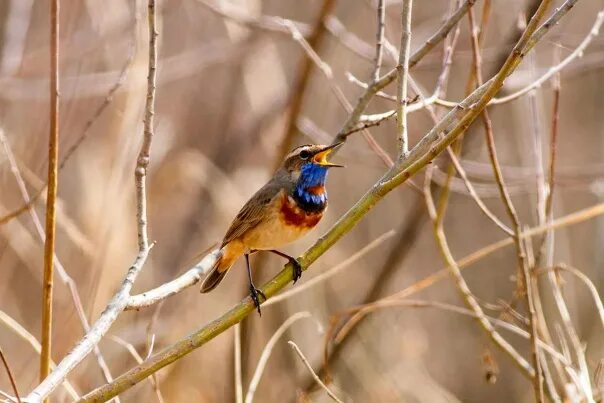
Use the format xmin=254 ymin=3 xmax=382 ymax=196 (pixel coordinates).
xmin=199 ymin=244 xmax=242 ymax=293
xmin=199 ymin=262 xmax=227 ymax=293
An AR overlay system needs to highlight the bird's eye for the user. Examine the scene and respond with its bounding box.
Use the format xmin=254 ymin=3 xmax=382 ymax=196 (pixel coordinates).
xmin=299 ymin=150 xmax=310 ymax=160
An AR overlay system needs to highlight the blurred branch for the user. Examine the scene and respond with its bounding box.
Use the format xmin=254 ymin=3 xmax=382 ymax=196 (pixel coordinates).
xmin=545 ymin=265 xmax=604 ymax=330
xmin=0 ymin=131 xmax=117 ymax=387
xmin=197 ymin=0 xmax=377 ymax=61
xmin=74 ymin=3 xmax=582 ymax=401
xmin=0 ymin=347 xmax=21 ymax=403
xmin=473 ymin=2 xmax=553 ymax=400
xmin=371 ymin=0 xmax=386 ymax=82
xmin=491 ymin=9 xmax=604 ymax=104
xmin=264 ymin=230 xmax=395 ymax=307
xmin=244 ymin=312 xmax=317 ymax=403
xmin=332 ymin=201 xmax=604 ymax=349
xmin=0 ymin=310 xmax=79 ymax=399
xmin=274 ymin=0 xmax=336 ymax=169
xmin=26 ymin=1 xmax=158 ymax=400
xmin=312 ymin=199 xmax=424 ymax=391
xmin=357 ymin=6 xmax=603 ymax=111
xmin=234 ymin=324 xmax=243 ymax=403
xmin=282 ymin=20 xmax=394 ymax=167
xmin=335 ymin=0 xmax=477 ymax=139
xmin=396 ymin=0 xmax=413 ymax=157
xmin=335 ymin=299 xmax=574 ymax=369
xmin=287 ymin=341 xmax=343 ymax=403
xmin=40 ymin=0 xmax=60 ymax=390
xmin=0 ymin=39 xmax=135 ymax=227
xmin=108 ymin=336 xmax=164 ymax=403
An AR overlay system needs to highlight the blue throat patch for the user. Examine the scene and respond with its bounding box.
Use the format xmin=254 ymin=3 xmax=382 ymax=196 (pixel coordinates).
xmin=293 ymin=163 xmax=328 ymax=213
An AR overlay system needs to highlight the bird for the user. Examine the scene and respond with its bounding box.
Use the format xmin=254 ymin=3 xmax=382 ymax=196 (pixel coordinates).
xmin=200 ymin=143 xmax=343 ymax=315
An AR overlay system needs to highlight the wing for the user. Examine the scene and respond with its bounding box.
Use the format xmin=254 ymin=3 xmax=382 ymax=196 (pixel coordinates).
xmin=221 ymin=179 xmax=285 ymax=247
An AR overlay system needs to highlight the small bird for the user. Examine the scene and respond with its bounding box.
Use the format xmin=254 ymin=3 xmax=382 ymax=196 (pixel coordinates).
xmin=200 ymin=143 xmax=343 ymax=315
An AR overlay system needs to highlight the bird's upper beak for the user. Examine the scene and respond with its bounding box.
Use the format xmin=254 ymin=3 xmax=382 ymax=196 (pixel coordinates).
xmin=313 ymin=143 xmax=344 ymax=167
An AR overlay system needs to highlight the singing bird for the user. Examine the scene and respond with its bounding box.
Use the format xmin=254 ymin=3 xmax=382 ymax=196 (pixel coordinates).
xmin=200 ymin=143 xmax=343 ymax=315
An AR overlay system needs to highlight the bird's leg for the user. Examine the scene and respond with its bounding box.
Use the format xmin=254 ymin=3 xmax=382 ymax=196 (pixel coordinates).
xmin=245 ymin=253 xmax=266 ymax=316
xmin=266 ymin=250 xmax=303 ymax=284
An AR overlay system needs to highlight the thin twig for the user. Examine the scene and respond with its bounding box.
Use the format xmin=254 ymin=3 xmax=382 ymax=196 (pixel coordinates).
xmin=396 ymin=0 xmax=413 ymax=157
xmin=469 ymin=3 xmax=551 ymax=399
xmin=108 ymin=336 xmax=164 ymax=403
xmin=333 ymin=201 xmax=604 ymax=346
xmin=40 ymin=0 xmax=60 ymax=389
xmin=333 ymin=299 xmax=574 ymax=369
xmin=0 ymin=130 xmax=118 ymax=389
xmin=372 ymin=0 xmax=386 ymax=82
xmin=245 ymin=312 xmax=318 ymax=403
xmin=274 ymin=0 xmax=336 ymax=169
xmin=234 ymin=324 xmax=243 ymax=403
xmin=0 ymin=347 xmax=21 ymax=403
xmin=335 ymin=0 xmax=477 ymax=140
xmin=264 ymin=230 xmax=395 ymax=307
xmin=0 ymin=310 xmax=79 ymax=399
xmin=546 ymin=265 xmax=604 ymax=330
xmin=287 ymin=341 xmax=343 ymax=403
xmin=0 ymin=40 xmax=135 ymax=228
xmin=283 ymin=20 xmax=393 ymax=167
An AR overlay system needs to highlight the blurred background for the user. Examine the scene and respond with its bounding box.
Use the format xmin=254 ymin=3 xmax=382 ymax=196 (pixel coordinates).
xmin=0 ymin=0 xmax=603 ymax=401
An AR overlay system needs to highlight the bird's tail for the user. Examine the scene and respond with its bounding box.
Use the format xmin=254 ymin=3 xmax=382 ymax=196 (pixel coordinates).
xmin=199 ymin=245 xmax=239 ymax=293
xmin=199 ymin=262 xmax=227 ymax=293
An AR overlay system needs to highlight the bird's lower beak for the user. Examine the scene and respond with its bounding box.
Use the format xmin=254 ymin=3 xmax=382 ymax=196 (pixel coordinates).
xmin=313 ymin=143 xmax=345 ymax=167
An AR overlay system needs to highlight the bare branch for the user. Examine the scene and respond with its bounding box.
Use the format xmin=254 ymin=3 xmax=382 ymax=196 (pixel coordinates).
xmin=396 ymin=0 xmax=413 ymax=157
xmin=245 ymin=312 xmax=319 ymax=403
xmin=40 ymin=0 xmax=60 ymax=386
xmin=0 ymin=347 xmax=21 ymax=403
xmin=0 ymin=310 xmax=78 ymax=399
xmin=287 ymin=341 xmax=343 ymax=403
xmin=372 ymin=0 xmax=386 ymax=82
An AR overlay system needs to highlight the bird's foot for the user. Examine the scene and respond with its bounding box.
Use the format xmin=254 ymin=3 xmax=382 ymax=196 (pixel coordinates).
xmin=291 ymin=259 xmax=303 ymax=284
xmin=249 ymin=285 xmax=266 ymax=316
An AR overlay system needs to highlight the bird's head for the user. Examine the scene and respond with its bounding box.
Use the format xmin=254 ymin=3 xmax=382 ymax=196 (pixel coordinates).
xmin=281 ymin=143 xmax=343 ymax=209
xmin=281 ymin=143 xmax=344 ymax=177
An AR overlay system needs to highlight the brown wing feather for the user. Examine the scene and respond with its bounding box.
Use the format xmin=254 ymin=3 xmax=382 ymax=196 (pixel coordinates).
xmin=221 ymin=176 xmax=289 ymax=247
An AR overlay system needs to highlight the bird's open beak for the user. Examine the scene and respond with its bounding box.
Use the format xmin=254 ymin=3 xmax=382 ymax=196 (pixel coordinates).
xmin=313 ymin=143 xmax=345 ymax=167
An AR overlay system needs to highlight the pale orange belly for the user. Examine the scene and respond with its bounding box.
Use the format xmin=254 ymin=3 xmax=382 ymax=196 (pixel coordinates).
xmin=242 ymin=192 xmax=324 ymax=250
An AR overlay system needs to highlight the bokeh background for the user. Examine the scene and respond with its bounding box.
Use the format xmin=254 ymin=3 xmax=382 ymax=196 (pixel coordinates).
xmin=0 ymin=0 xmax=603 ymax=402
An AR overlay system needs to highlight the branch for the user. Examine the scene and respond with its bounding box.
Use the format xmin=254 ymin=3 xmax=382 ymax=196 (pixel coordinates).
xmin=244 ymin=312 xmax=318 ymax=403
xmin=470 ymin=1 xmax=553 ymax=399
xmin=274 ymin=0 xmax=336 ymax=168
xmin=126 ymin=251 xmax=220 ymax=310
xmin=0 ymin=347 xmax=21 ymax=403
xmin=40 ymin=0 xmax=60 ymax=390
xmin=371 ymin=0 xmax=386 ymax=82
xmin=335 ymin=0 xmax=477 ymax=138
xmin=287 ymin=341 xmax=343 ymax=403
xmin=396 ymin=0 xmax=413 ymax=157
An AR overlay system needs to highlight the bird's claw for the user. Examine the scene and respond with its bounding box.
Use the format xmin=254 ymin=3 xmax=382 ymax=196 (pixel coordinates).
xmin=249 ymin=285 xmax=266 ymax=316
xmin=292 ymin=260 xmax=303 ymax=284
